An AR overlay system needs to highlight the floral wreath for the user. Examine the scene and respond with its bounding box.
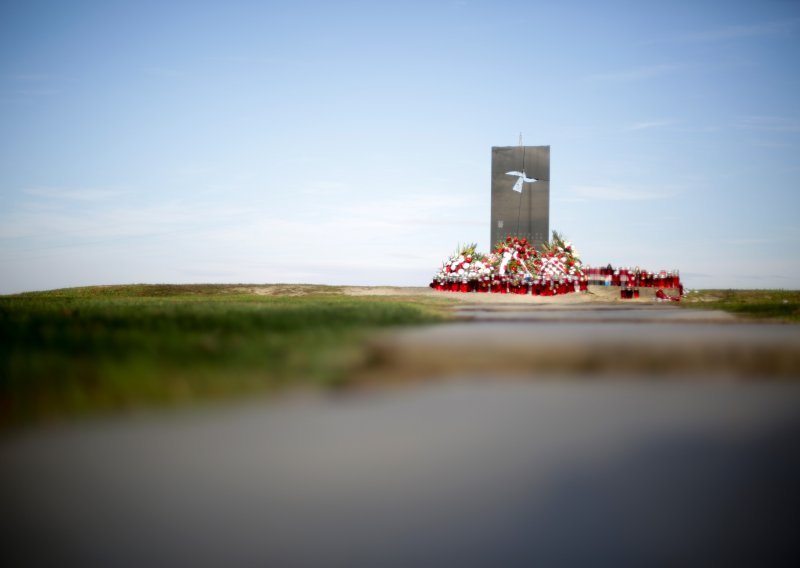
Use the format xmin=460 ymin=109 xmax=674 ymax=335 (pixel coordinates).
xmin=491 ymin=236 xmax=537 ymax=281
xmin=433 ymin=232 xmax=585 ymax=286
xmin=533 ymin=231 xmax=584 ymax=280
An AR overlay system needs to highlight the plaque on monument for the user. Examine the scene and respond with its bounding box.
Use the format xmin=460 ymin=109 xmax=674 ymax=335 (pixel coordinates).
xmin=490 ymin=145 xmax=550 ymax=248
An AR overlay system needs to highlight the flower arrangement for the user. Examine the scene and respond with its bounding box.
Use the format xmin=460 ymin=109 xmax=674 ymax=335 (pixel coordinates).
xmin=535 ymin=231 xmax=585 ymax=280
xmin=431 ymin=232 xmax=683 ymax=298
xmin=431 ymin=232 xmax=588 ymax=295
xmin=433 ymin=243 xmax=496 ymax=292
xmin=491 ymin=235 xmax=536 ymax=280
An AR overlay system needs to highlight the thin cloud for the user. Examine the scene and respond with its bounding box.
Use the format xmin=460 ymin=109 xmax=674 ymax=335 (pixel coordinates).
xmin=672 ymin=20 xmax=798 ymax=43
xmin=4 ymin=73 xmax=67 ymax=99
xmin=722 ymin=238 xmax=774 ymax=246
xmin=736 ymin=115 xmax=800 ymax=133
xmin=299 ymin=181 xmax=349 ymax=196
xmin=342 ymin=193 xmax=478 ymax=226
xmin=5 ymin=73 xmax=62 ymax=82
xmin=628 ymin=120 xmax=674 ymax=131
xmin=588 ymin=64 xmax=684 ymax=82
xmin=1 ymin=197 xmax=252 ymax=243
xmin=739 ymin=273 xmax=795 ymax=281
xmin=17 ymin=88 xmax=60 ymax=96
xmin=23 ymin=187 xmax=126 ymax=201
xmin=143 ymin=67 xmax=186 ymax=78
xmin=566 ymin=185 xmax=673 ymax=202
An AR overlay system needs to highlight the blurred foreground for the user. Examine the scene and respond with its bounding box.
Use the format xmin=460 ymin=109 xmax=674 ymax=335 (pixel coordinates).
xmin=2 ymin=380 xmax=798 ymax=567
xmin=1 ymin=287 xmax=799 ymax=566
xmin=0 ymin=285 xmax=448 ymax=426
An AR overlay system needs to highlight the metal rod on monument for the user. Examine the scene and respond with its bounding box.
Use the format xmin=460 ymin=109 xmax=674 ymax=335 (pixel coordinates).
xmin=516 ymin=143 xmax=525 ymax=234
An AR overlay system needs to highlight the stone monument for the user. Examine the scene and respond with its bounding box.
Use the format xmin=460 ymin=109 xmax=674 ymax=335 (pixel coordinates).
xmin=490 ymin=145 xmax=550 ymax=247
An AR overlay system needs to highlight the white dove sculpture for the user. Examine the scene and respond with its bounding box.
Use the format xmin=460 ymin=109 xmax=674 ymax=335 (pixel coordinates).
xmin=505 ymin=170 xmax=538 ymax=193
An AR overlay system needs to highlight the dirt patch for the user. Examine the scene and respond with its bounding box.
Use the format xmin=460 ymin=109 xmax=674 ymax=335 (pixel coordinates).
xmin=341 ymin=285 xmax=676 ymax=305
xmin=356 ymin=318 xmax=800 ymax=383
xmin=231 ymin=285 xmax=344 ymax=297
xmin=229 ymin=284 xmax=681 ymax=305
xmin=341 ymin=286 xmax=440 ymax=297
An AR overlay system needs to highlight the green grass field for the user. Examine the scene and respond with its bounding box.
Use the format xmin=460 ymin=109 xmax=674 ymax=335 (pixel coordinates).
xmin=3 ymin=284 xmax=798 ymax=428
xmin=681 ymin=289 xmax=800 ymax=322
xmin=1 ymin=285 xmax=451 ymax=428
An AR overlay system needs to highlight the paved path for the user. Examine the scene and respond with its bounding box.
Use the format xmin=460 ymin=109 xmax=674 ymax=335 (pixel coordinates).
xmin=364 ymin=304 xmax=800 ymax=380
xmin=2 ymin=303 xmax=799 ymax=567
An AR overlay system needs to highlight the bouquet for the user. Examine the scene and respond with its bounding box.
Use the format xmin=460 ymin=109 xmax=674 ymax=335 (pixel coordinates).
xmin=431 ymin=232 xmax=587 ymax=295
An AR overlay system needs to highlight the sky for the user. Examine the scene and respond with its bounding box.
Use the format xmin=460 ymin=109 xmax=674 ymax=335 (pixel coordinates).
xmin=1 ymin=0 xmax=799 ymax=293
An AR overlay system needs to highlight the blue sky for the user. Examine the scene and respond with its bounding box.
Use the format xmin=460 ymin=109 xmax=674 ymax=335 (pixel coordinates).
xmin=1 ymin=0 xmax=799 ymax=293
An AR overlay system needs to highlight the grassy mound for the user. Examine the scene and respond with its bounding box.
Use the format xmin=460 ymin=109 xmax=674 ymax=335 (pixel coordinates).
xmin=1 ymin=284 xmax=449 ymax=428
